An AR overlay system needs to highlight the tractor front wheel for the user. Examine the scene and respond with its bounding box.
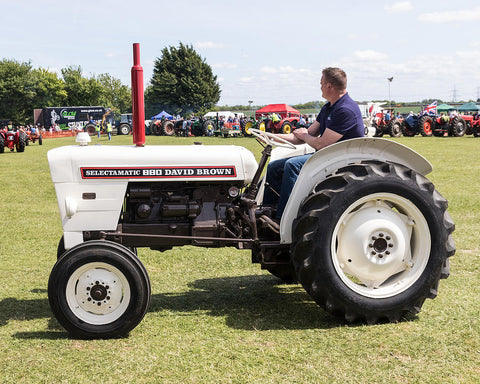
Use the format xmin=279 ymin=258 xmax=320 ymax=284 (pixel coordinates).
xmin=48 ymin=240 xmax=151 ymax=338
xmin=292 ymin=161 xmax=454 ymax=323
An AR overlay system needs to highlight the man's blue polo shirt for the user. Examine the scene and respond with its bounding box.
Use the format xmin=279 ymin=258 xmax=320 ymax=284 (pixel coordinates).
xmin=316 ymin=93 xmax=364 ymax=141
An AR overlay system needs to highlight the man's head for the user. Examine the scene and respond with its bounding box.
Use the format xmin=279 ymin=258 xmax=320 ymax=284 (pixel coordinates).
xmin=320 ymin=67 xmax=347 ymax=102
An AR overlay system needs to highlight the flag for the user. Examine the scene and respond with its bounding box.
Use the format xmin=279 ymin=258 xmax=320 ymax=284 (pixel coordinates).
xmin=422 ymin=101 xmax=437 ymax=115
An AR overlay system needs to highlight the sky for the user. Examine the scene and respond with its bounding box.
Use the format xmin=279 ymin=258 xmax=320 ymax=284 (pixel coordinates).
xmin=2 ymin=0 xmax=480 ymax=106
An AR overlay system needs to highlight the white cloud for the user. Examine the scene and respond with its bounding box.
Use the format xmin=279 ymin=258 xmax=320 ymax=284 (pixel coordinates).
xmin=194 ymin=41 xmax=226 ymax=49
xmin=384 ymin=2 xmax=413 ymax=13
xmin=418 ymin=7 xmax=480 ymax=23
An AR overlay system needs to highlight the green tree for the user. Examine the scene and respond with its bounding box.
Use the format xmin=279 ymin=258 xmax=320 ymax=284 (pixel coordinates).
xmin=146 ymin=43 xmax=221 ymax=116
xmin=31 ymin=68 xmax=67 ymax=108
xmin=0 ymin=59 xmax=35 ymax=123
xmin=97 ymin=73 xmax=131 ymax=114
xmin=61 ymin=65 xmax=103 ymax=106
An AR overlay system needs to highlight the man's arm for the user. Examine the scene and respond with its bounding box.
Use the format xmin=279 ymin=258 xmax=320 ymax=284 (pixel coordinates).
xmin=292 ymin=126 xmax=343 ymax=150
xmin=273 ymin=120 xmax=321 ymax=145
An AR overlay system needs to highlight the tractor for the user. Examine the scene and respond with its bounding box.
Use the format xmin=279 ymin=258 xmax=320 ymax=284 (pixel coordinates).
xmin=0 ymin=128 xmax=28 ymax=153
xmin=46 ymin=44 xmax=455 ymax=339
xmin=371 ymin=109 xmax=403 ymax=137
xmin=258 ymin=114 xmax=298 ymax=134
xmin=402 ymin=114 xmax=435 ymax=137
xmin=431 ymin=115 xmax=467 ymax=137
xmin=24 ymin=128 xmax=43 ymax=146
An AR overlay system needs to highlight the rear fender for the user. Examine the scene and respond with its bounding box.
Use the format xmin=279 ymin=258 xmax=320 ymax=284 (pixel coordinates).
xmin=279 ymin=137 xmax=432 ymax=243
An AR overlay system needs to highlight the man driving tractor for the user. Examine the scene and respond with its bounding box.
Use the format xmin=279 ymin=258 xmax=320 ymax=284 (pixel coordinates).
xmin=262 ymin=67 xmax=365 ymax=221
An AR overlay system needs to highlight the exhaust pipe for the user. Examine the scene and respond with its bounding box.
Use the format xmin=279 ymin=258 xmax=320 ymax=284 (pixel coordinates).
xmin=131 ymin=43 xmax=145 ymax=147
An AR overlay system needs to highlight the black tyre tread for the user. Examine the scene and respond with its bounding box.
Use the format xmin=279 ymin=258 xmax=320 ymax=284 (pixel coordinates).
xmin=291 ymin=161 xmax=455 ymax=324
xmin=388 ymin=119 xmax=402 ymax=137
xmin=450 ymin=117 xmax=466 ymax=137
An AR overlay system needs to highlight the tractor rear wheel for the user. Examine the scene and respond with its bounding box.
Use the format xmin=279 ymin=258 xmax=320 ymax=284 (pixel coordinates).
xmin=388 ymin=119 xmax=402 ymax=137
xmin=16 ymin=132 xmax=27 ymax=152
xmin=291 ymin=161 xmax=454 ymax=323
xmin=450 ymin=117 xmax=466 ymax=137
xmin=84 ymin=123 xmax=96 ymax=136
xmin=419 ymin=116 xmax=434 ymax=136
xmin=281 ymin=121 xmax=293 ymax=134
xmin=48 ymin=240 xmax=151 ymax=338
xmin=241 ymin=120 xmax=254 ymax=136
xmin=0 ymin=135 xmax=4 ymax=153
xmin=162 ymin=121 xmax=175 ymax=136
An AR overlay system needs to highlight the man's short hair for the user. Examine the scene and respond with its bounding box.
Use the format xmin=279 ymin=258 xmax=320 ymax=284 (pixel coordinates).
xmin=322 ymin=67 xmax=347 ymax=91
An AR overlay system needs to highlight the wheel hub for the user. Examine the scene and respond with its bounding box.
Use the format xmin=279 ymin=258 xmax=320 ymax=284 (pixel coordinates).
xmin=335 ymin=201 xmax=413 ymax=289
xmin=66 ymin=262 xmax=131 ymax=324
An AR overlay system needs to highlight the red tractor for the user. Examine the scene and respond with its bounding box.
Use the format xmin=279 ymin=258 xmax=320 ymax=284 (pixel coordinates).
xmin=24 ymin=128 xmax=43 ymax=145
xmin=0 ymin=128 xmax=28 ymax=153
xmin=458 ymin=114 xmax=480 ymax=137
xmin=372 ymin=108 xmax=403 ymax=137
xmin=432 ymin=114 xmax=467 ymax=137
xmin=255 ymin=104 xmax=301 ymax=134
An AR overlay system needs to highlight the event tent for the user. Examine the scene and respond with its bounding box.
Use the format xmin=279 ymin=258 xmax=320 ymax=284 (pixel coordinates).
xmin=436 ymin=103 xmax=455 ymax=112
xmin=456 ymin=102 xmax=480 ymax=112
xmin=151 ymin=110 xmax=173 ymax=120
xmin=255 ymin=104 xmax=300 ymax=119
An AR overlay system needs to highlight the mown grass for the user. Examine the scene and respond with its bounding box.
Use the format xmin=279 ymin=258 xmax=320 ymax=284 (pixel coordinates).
xmin=0 ymin=133 xmax=479 ymax=383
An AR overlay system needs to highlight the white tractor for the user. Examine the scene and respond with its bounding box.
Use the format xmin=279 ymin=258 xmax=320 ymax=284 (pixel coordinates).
xmin=46 ymin=46 xmax=455 ymax=338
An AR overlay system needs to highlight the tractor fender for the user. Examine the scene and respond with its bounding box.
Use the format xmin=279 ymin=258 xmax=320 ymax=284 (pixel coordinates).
xmin=279 ymin=137 xmax=432 ymax=244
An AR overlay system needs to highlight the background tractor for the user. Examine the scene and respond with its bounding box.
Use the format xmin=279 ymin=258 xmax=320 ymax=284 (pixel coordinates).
xmin=402 ymin=114 xmax=435 ymax=137
xmin=0 ymin=128 xmax=28 ymax=153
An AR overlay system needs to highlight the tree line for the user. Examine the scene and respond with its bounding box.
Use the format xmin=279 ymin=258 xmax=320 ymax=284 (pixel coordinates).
xmin=0 ymin=60 xmax=131 ymax=124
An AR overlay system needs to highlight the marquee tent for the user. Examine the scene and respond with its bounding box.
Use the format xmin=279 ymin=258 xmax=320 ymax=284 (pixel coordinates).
xmin=456 ymin=102 xmax=480 ymax=112
xmin=436 ymin=103 xmax=455 ymax=112
xmin=255 ymin=104 xmax=300 ymax=119
xmin=151 ymin=110 xmax=173 ymax=120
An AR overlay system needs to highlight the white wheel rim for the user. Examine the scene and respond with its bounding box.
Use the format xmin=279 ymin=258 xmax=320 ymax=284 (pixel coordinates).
xmin=332 ymin=193 xmax=430 ymax=298
xmin=66 ymin=262 xmax=131 ymax=325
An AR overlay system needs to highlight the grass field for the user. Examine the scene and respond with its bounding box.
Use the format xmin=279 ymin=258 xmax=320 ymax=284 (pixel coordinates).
xmin=0 ymin=133 xmax=479 ymax=383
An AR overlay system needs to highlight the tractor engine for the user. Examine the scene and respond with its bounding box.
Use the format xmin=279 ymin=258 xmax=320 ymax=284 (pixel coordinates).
xmin=117 ymin=181 xmax=246 ymax=250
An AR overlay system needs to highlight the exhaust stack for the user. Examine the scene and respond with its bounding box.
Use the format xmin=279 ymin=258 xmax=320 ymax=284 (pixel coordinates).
xmin=131 ymin=43 xmax=145 ymax=146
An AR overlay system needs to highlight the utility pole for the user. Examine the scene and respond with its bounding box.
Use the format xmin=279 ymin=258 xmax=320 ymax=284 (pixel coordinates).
xmin=451 ymin=85 xmax=458 ymax=103
xmin=387 ymin=77 xmax=393 ymax=108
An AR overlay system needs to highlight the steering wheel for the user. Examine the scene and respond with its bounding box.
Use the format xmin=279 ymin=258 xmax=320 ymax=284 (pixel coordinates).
xmin=249 ymin=128 xmax=296 ymax=149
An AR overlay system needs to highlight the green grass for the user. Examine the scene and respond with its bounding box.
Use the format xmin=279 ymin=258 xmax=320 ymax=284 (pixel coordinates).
xmin=0 ymin=133 xmax=479 ymax=383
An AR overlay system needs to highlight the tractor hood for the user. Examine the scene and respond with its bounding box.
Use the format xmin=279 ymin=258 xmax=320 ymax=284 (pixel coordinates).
xmin=48 ymin=144 xmax=258 ymax=184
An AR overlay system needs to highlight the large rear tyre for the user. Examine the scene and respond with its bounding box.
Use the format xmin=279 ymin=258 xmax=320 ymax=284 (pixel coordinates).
xmin=162 ymin=121 xmax=175 ymax=136
xmin=84 ymin=123 xmax=97 ymax=136
xmin=388 ymin=119 xmax=402 ymax=137
xmin=291 ymin=161 xmax=455 ymax=323
xmin=280 ymin=120 xmax=293 ymax=134
xmin=419 ymin=115 xmax=434 ymax=137
xmin=48 ymin=240 xmax=151 ymax=338
xmin=241 ymin=120 xmax=254 ymax=136
xmin=16 ymin=132 xmax=27 ymax=152
xmin=450 ymin=117 xmax=466 ymax=137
